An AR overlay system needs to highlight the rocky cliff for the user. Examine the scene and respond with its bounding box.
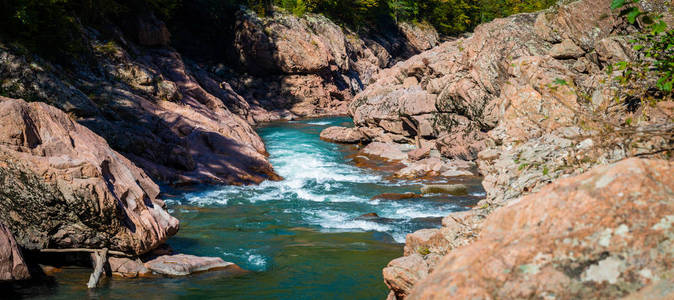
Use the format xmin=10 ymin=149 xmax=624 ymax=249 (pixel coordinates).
xmin=228 ymin=9 xmax=439 ymax=122
xmin=373 ymin=0 xmax=673 ymax=298
xmin=0 ymin=97 xmax=178 ymax=255
xmin=0 ymin=31 xmax=277 ymax=186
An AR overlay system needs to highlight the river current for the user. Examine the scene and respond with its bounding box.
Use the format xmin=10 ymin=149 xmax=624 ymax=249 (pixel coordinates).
xmin=20 ymin=117 xmax=483 ymax=299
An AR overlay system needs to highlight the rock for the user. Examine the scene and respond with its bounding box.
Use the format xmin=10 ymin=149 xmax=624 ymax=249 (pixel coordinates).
xmin=383 ymin=254 xmax=429 ymax=299
xmin=0 ymin=38 xmax=279 ymax=186
xmin=407 ymin=148 xmax=430 ymax=161
xmin=396 ymin=158 xmax=475 ymax=179
xmin=320 ymin=126 xmax=368 ymax=144
xmin=420 ymin=184 xmax=468 ymax=195
xmin=0 ymin=98 xmax=179 ymax=255
xmin=361 ymin=142 xmax=412 ymax=161
xmin=371 ymin=193 xmax=420 ymax=201
xmin=408 ymin=158 xmax=674 ymax=299
xmin=0 ymin=224 xmax=30 ymax=281
xmin=230 ymin=9 xmax=439 ymax=122
xmin=403 ymin=229 xmax=451 ymax=257
xmin=356 ymin=213 xmax=380 ymax=220
xmin=108 ymin=257 xmax=150 ymax=278
xmin=549 ymin=38 xmax=585 ymax=59
xmin=144 ymin=254 xmax=244 ymax=276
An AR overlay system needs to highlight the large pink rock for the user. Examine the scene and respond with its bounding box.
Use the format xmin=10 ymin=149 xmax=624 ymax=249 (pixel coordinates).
xmin=409 ymin=158 xmax=674 ymax=299
xmin=320 ymin=126 xmax=368 ymax=144
xmin=144 ymin=254 xmax=245 ymax=276
xmin=0 ymin=224 xmax=30 ymax=281
xmin=0 ymin=98 xmax=179 ymax=255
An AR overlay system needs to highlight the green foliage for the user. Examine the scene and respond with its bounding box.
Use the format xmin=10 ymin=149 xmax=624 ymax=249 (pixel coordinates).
xmin=611 ymin=0 xmax=673 ymax=102
xmin=247 ymin=0 xmax=556 ymax=35
xmin=0 ymin=0 xmax=180 ymax=62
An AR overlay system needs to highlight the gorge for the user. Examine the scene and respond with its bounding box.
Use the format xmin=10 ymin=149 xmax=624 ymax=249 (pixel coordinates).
xmin=0 ymin=0 xmax=672 ymax=299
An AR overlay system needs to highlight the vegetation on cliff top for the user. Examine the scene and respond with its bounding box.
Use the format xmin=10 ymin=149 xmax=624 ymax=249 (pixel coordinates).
xmin=0 ymin=0 xmax=556 ymax=62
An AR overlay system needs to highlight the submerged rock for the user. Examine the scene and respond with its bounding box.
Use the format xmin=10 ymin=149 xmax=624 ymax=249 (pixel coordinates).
xmin=409 ymin=158 xmax=674 ymax=299
xmin=420 ymin=184 xmax=468 ymax=196
xmin=0 ymin=224 xmax=30 ymax=281
xmin=0 ymin=98 xmax=179 ymax=255
xmin=108 ymin=257 xmax=151 ymax=278
xmin=371 ymin=193 xmax=420 ymax=201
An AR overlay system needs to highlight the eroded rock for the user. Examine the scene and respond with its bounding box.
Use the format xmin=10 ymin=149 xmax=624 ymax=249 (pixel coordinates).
xmin=0 ymin=98 xmax=179 ymax=255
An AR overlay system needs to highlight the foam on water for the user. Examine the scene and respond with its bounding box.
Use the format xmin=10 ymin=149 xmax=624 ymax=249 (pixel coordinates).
xmin=222 ymin=249 xmax=269 ymax=272
xmin=179 ymin=117 xmax=480 ymax=247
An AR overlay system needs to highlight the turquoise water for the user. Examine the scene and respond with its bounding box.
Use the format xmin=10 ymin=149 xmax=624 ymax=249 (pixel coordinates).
xmin=16 ymin=117 xmax=483 ymax=299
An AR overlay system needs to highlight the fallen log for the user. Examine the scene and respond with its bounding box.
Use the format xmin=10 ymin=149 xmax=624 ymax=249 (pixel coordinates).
xmin=40 ymin=248 xmax=132 ymax=257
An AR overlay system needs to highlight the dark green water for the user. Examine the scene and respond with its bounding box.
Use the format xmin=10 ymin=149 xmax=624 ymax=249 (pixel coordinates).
xmin=16 ymin=117 xmax=483 ymax=300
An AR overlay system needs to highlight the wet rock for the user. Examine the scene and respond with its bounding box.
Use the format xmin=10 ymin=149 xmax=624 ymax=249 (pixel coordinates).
xmin=108 ymin=257 xmax=150 ymax=278
xmin=144 ymin=254 xmax=244 ymax=276
xmin=383 ymin=254 xmax=429 ymax=299
xmin=0 ymin=98 xmax=179 ymax=255
xmin=420 ymin=184 xmax=468 ymax=196
xmin=320 ymin=126 xmax=368 ymax=144
xmin=409 ymin=158 xmax=674 ymax=299
xmin=371 ymin=193 xmax=420 ymax=201
xmin=0 ymin=224 xmax=30 ymax=281
xmin=356 ymin=213 xmax=380 ymax=220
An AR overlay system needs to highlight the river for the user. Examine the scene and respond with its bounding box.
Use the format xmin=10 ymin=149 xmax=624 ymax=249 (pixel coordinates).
xmin=20 ymin=117 xmax=483 ymax=299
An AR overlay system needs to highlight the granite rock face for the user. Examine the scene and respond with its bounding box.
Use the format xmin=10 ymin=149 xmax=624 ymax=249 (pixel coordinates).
xmin=377 ymin=0 xmax=673 ymax=297
xmin=0 ymin=32 xmax=278 ymax=186
xmin=231 ymin=9 xmax=439 ymax=121
xmin=409 ymin=158 xmax=674 ymax=299
xmin=0 ymin=98 xmax=179 ymax=255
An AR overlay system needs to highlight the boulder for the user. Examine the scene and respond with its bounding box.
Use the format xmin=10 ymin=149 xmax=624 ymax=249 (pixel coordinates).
xmin=549 ymin=38 xmax=585 ymax=59
xmin=396 ymin=158 xmax=474 ymax=179
xmin=383 ymin=254 xmax=429 ymax=300
xmin=420 ymin=184 xmax=468 ymax=196
xmin=0 ymin=224 xmax=30 ymax=281
xmin=320 ymin=126 xmax=368 ymax=144
xmin=409 ymin=158 xmax=674 ymax=299
xmin=144 ymin=254 xmax=244 ymax=276
xmin=371 ymin=193 xmax=420 ymax=201
xmin=0 ymin=98 xmax=179 ymax=255
xmin=407 ymin=148 xmax=430 ymax=161
xmin=361 ymin=142 xmax=412 ymax=161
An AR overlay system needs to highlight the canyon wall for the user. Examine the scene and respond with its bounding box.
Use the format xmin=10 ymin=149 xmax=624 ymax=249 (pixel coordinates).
xmin=373 ymin=0 xmax=674 ymax=298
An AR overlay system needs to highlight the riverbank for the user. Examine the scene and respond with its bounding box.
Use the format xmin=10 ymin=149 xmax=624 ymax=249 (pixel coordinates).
xmin=7 ymin=116 xmax=482 ymax=299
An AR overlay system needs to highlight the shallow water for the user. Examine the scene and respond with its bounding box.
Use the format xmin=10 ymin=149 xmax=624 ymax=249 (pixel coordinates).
xmin=17 ymin=117 xmax=483 ymax=300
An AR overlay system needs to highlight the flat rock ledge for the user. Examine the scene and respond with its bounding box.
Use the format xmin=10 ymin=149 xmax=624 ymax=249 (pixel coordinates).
xmin=144 ymin=254 xmax=244 ymax=276
xmin=108 ymin=253 xmax=245 ymax=278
